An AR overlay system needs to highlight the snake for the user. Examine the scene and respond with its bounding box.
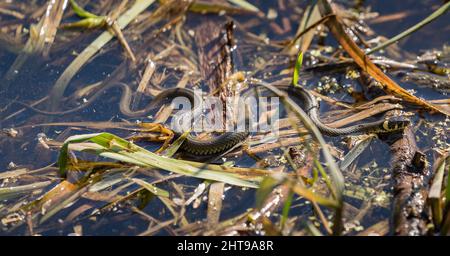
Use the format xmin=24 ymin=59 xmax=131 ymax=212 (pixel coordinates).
xmin=9 ymin=82 xmax=248 ymax=156
xmin=276 ymin=84 xmax=410 ymax=136
xmin=9 ymin=82 xmax=409 ymax=156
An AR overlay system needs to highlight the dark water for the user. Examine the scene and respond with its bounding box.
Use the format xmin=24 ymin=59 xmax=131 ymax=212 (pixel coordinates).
xmin=0 ymin=0 xmax=448 ymax=235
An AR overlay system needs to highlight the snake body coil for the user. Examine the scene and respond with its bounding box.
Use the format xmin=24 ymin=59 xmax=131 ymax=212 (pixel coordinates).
xmin=152 ymin=85 xmax=408 ymax=155
xmin=279 ymin=85 xmax=409 ymax=136
xmin=12 ymin=83 xmax=409 ymax=156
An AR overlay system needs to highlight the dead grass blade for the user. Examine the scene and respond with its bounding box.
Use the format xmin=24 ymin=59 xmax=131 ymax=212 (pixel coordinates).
xmin=317 ymin=0 xmax=449 ymax=116
xmin=58 ymin=132 xmax=266 ymax=188
xmin=254 ymin=80 xmax=344 ymax=234
xmin=48 ymin=0 xmax=156 ymax=111
xmin=367 ymin=2 xmax=450 ymax=55
xmin=3 ymin=0 xmax=66 ymax=82
xmin=0 ymin=181 xmax=52 ymax=201
xmin=206 ymin=182 xmax=225 ymax=231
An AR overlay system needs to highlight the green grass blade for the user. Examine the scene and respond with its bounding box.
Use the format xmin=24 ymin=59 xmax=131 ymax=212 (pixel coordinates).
xmin=48 ymin=0 xmax=156 ymax=111
xmin=255 ymin=177 xmax=280 ymax=209
xmin=339 ymin=135 xmax=376 ymax=170
xmin=69 ymin=0 xmax=101 ymax=19
xmin=366 ymin=2 xmax=450 ymax=54
xmin=58 ymin=132 xmax=262 ymax=188
xmin=280 ymin=190 xmax=294 ymax=229
xmin=292 ymin=51 xmax=304 ymax=86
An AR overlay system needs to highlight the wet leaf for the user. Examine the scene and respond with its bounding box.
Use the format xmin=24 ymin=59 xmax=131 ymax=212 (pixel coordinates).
xmin=280 ymin=190 xmax=293 ymax=229
xmin=61 ymin=17 xmax=106 ymax=29
xmin=291 ymin=182 xmax=339 ymax=208
xmin=131 ymin=178 xmax=170 ymax=197
xmin=255 ymin=176 xmax=280 ymax=209
xmin=339 ymin=135 xmax=376 ymax=170
xmin=0 ymin=181 xmax=52 ymax=201
xmin=69 ymin=0 xmax=100 ymax=19
xmin=284 ymin=4 xmax=329 ymax=55
xmin=161 ymin=129 xmax=190 ymax=157
xmin=185 ymin=182 xmax=207 ymax=206
xmin=20 ymin=180 xmax=79 ymax=221
xmin=292 ymin=51 xmax=304 ymax=85
xmin=39 ymin=185 xmax=88 ymax=224
xmin=58 ymin=133 xmax=262 ymax=188
xmin=227 ymin=0 xmax=260 ymax=12
xmin=189 ymin=0 xmax=256 ymax=14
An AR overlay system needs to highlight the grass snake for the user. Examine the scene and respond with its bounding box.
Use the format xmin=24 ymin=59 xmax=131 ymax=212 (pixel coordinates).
xmin=10 ymin=82 xmax=409 ymax=156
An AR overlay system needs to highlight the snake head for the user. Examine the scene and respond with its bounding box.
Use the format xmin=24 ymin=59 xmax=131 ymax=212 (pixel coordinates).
xmin=381 ymin=117 xmax=411 ymax=132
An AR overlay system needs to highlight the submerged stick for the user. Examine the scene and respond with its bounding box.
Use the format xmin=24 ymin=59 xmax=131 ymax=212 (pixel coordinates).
xmin=386 ymin=126 xmax=430 ymax=235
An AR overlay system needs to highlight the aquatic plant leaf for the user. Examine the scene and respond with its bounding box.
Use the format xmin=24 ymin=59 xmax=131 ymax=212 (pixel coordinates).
xmin=280 ymin=190 xmax=293 ymax=229
xmin=0 ymin=168 xmax=28 ymax=180
xmin=343 ymin=185 xmax=389 ymax=208
xmin=39 ymin=185 xmax=88 ymax=224
xmin=88 ymin=171 xmax=129 ymax=192
xmin=20 ymin=180 xmax=78 ymax=214
xmin=3 ymin=0 xmax=66 ymax=82
xmin=261 ymin=216 xmax=282 ymax=235
xmin=69 ymin=0 xmax=100 ymax=19
xmin=284 ymin=4 xmax=328 ymax=55
xmin=291 ymin=183 xmax=339 ymax=208
xmin=61 ymin=17 xmax=106 ymax=29
xmin=227 ymin=0 xmax=260 ymax=12
xmin=339 ymin=135 xmax=376 ymax=170
xmin=314 ymin=159 xmax=335 ymax=198
xmin=255 ymin=176 xmax=280 ymax=209
xmin=185 ymin=182 xmax=207 ymax=206
xmin=58 ymin=133 xmax=262 ymax=188
xmin=131 ymin=178 xmax=169 ymax=197
xmin=189 ymin=0 xmax=256 ymax=14
xmin=356 ymin=220 xmax=389 ymax=236
xmin=292 ymin=51 xmax=304 ymax=86
xmin=161 ymin=129 xmax=190 ymax=157
xmin=317 ymin=0 xmax=449 ymax=116
xmin=442 ymin=209 xmax=450 ymax=235
xmin=0 ymin=181 xmax=52 ymax=201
